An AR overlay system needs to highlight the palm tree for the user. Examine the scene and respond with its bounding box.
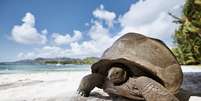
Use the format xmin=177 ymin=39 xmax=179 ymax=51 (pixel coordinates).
xmin=171 ymin=0 xmax=201 ymax=65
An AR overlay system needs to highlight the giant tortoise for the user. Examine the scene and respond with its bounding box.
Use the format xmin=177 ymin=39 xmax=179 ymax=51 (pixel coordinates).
xmin=77 ymin=33 xmax=183 ymax=101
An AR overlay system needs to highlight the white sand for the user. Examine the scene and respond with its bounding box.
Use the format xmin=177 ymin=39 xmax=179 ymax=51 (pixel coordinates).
xmin=0 ymin=66 xmax=201 ymax=101
xmin=0 ymin=71 xmax=90 ymax=101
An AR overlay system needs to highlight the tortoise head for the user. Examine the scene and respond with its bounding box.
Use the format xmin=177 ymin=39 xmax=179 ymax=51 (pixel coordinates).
xmin=107 ymin=67 xmax=128 ymax=84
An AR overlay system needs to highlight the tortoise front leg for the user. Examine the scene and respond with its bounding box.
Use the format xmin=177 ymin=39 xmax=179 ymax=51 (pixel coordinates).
xmin=77 ymin=73 xmax=105 ymax=97
xmin=134 ymin=76 xmax=179 ymax=101
xmin=103 ymin=78 xmax=145 ymax=100
xmin=104 ymin=76 xmax=179 ymax=101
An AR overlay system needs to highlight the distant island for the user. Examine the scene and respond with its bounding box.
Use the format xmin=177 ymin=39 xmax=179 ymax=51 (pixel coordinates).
xmin=0 ymin=57 xmax=100 ymax=65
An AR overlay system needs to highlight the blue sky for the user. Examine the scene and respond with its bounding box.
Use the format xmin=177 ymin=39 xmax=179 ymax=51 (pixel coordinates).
xmin=0 ymin=0 xmax=184 ymax=62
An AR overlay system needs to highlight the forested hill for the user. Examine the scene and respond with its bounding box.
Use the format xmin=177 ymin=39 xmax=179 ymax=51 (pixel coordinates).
xmin=0 ymin=57 xmax=100 ymax=65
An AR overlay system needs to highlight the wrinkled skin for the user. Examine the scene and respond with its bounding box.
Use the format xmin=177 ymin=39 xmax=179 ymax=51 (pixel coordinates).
xmin=77 ymin=67 xmax=180 ymax=101
xmin=104 ymin=76 xmax=179 ymax=101
xmin=107 ymin=67 xmax=128 ymax=84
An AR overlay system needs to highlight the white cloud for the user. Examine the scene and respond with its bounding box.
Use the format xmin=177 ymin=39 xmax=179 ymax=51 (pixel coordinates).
xmin=11 ymin=12 xmax=47 ymax=44
xmin=17 ymin=46 xmax=66 ymax=59
xmin=120 ymin=0 xmax=183 ymax=27
xmin=36 ymin=46 xmax=66 ymax=58
xmin=89 ymin=21 xmax=110 ymax=41
xmin=118 ymin=0 xmax=184 ymax=47
xmin=18 ymin=20 xmax=113 ymax=59
xmin=17 ymin=43 xmax=98 ymax=59
xmin=52 ymin=30 xmax=82 ymax=45
xmin=68 ymin=42 xmax=99 ymax=58
xmin=17 ymin=52 xmax=36 ymax=60
xmin=66 ymin=19 xmax=116 ymax=58
xmin=93 ymin=4 xmax=116 ymax=27
xmin=41 ymin=29 xmax=48 ymax=35
xmin=17 ymin=1 xmax=184 ymax=59
xmin=22 ymin=12 xmax=35 ymax=26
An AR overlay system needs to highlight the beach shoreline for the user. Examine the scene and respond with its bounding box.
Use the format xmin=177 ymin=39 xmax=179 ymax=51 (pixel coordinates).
xmin=0 ymin=66 xmax=201 ymax=101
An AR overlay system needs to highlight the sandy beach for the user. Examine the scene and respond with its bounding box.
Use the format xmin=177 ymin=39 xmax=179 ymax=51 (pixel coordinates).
xmin=0 ymin=66 xmax=201 ymax=101
xmin=0 ymin=71 xmax=90 ymax=101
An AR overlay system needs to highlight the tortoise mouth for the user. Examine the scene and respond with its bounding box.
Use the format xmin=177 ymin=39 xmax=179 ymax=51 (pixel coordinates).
xmin=110 ymin=78 xmax=124 ymax=84
xmin=111 ymin=78 xmax=122 ymax=81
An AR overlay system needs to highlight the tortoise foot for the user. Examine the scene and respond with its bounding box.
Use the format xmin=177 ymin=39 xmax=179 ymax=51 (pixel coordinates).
xmin=77 ymin=73 xmax=105 ymax=97
xmin=135 ymin=76 xmax=179 ymax=101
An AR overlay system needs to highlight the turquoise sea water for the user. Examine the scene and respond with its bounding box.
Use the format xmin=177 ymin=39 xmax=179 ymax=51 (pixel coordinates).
xmin=1 ymin=64 xmax=201 ymax=74
xmin=0 ymin=64 xmax=91 ymax=74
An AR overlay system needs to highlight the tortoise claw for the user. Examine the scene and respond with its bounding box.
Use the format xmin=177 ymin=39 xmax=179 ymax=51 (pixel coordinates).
xmin=77 ymin=89 xmax=89 ymax=97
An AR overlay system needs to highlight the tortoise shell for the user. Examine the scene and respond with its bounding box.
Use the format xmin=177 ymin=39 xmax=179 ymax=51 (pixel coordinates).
xmin=91 ymin=33 xmax=183 ymax=94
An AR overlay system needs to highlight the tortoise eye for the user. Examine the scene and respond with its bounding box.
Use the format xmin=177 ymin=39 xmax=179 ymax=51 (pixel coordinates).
xmin=115 ymin=71 xmax=119 ymax=75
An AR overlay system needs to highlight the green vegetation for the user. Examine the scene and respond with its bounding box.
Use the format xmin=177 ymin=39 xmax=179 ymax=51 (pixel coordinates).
xmin=171 ymin=0 xmax=201 ymax=65
xmin=43 ymin=57 xmax=99 ymax=65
